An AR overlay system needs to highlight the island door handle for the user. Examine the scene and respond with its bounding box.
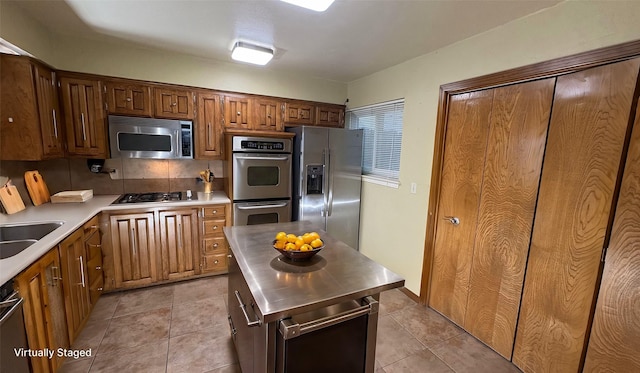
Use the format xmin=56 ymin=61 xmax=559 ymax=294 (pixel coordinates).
xmin=443 ymin=216 xmax=460 ymax=225
xmin=234 ymin=290 xmax=261 ymax=327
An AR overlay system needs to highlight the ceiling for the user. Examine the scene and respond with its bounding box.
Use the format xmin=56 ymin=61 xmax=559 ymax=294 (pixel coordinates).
xmin=13 ymin=0 xmax=561 ymax=82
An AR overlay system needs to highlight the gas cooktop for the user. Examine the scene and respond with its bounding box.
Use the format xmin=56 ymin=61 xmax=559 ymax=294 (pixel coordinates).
xmin=113 ymin=191 xmax=196 ymax=204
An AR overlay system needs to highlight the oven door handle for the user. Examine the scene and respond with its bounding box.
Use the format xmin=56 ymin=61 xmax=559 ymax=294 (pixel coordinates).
xmin=0 ymin=293 xmax=24 ymax=326
xmin=233 ymin=155 xmax=290 ymax=161
xmin=279 ymin=296 xmax=378 ymax=340
xmin=236 ymin=203 xmax=288 ymax=210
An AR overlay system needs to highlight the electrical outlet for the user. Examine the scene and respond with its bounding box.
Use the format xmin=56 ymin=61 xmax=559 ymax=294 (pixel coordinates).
xmin=410 ymin=182 xmax=417 ymax=194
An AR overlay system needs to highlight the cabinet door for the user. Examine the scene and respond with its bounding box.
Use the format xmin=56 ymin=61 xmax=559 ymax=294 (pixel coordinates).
xmin=15 ymin=248 xmax=68 ymax=373
xmin=154 ymin=87 xmax=194 ymax=119
xmin=34 ymin=65 xmax=65 ymax=158
xmin=84 ymin=223 xmax=103 ymax=306
xmin=583 ymin=100 xmax=640 ymax=372
xmin=105 ymin=81 xmax=152 ymax=117
xmin=59 ymin=76 xmax=107 ymax=157
xmin=224 ymin=94 xmax=252 ymax=129
xmin=253 ymin=98 xmax=283 ymax=131
xmin=0 ymin=55 xmax=55 ymax=160
xmin=196 ymin=92 xmax=224 ymax=159
xmin=109 ymin=212 xmax=158 ymax=288
xmin=315 ymin=105 xmax=344 ymax=128
xmin=514 ymin=58 xmax=640 ymax=373
xmin=60 ymin=229 xmax=91 ymax=344
xmin=159 ymin=209 xmax=199 ymax=280
xmin=284 ymin=102 xmax=314 ymax=125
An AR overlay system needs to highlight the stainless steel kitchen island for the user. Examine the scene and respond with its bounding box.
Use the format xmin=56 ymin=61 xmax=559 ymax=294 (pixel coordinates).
xmin=224 ymin=221 xmax=405 ymax=373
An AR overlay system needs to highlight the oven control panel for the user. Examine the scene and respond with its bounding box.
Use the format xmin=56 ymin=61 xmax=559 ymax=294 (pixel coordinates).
xmin=233 ymin=136 xmax=292 ymax=153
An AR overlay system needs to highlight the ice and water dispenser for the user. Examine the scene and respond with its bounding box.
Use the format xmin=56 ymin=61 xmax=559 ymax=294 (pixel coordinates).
xmin=306 ymin=165 xmax=324 ymax=194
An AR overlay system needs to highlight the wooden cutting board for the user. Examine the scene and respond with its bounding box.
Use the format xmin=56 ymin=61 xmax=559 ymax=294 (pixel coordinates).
xmin=24 ymin=170 xmax=50 ymax=206
xmin=0 ymin=184 xmax=26 ymax=214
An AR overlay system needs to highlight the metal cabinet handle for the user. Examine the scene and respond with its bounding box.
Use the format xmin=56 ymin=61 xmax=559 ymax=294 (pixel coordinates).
xmin=80 ymin=113 xmax=87 ymax=141
xmin=97 ymin=287 xmax=103 ymax=291
xmin=126 ymin=97 xmax=132 ymax=102
xmin=443 ymin=216 xmax=460 ymax=225
xmin=237 ymin=111 xmax=241 ymax=116
xmin=51 ymin=266 xmax=62 ymax=283
xmin=95 ymin=266 xmax=102 ymax=270
xmin=212 ymin=210 xmax=217 ymax=214
xmin=234 ymin=290 xmax=261 ymax=327
xmin=79 ymin=255 xmax=86 ymax=287
xmin=213 ymin=243 xmax=219 ymax=248
xmin=130 ymin=227 xmax=137 ymax=257
xmin=214 ymin=260 xmax=219 ymax=264
xmin=52 ymin=109 xmax=58 ymax=138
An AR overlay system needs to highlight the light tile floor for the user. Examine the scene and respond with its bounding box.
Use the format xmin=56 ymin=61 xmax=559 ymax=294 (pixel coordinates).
xmin=60 ymin=276 xmax=522 ymax=373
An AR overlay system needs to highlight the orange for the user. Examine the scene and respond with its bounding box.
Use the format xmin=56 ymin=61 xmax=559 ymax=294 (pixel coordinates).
xmin=308 ymin=232 xmax=320 ymax=241
xmin=302 ymin=233 xmax=314 ymax=244
xmin=284 ymin=243 xmax=296 ymax=251
xmin=286 ymin=234 xmax=297 ymax=243
xmin=275 ymin=231 xmax=287 ymax=241
xmin=294 ymin=237 xmax=305 ymax=249
xmin=310 ymin=238 xmax=323 ymax=248
xmin=274 ymin=240 xmax=286 ymax=250
xmin=300 ymin=244 xmax=312 ymax=252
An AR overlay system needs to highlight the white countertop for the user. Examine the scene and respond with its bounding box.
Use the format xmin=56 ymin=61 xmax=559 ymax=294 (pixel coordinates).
xmin=0 ymin=191 xmax=230 ymax=285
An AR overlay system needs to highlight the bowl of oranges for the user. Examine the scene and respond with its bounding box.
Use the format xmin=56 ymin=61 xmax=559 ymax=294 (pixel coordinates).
xmin=273 ymin=231 xmax=324 ymax=262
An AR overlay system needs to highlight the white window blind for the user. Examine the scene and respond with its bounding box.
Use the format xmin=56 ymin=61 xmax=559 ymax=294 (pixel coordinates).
xmin=346 ymin=99 xmax=404 ymax=181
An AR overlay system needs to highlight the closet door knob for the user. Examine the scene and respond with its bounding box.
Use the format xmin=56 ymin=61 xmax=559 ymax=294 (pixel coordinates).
xmin=443 ymin=216 xmax=460 ymax=225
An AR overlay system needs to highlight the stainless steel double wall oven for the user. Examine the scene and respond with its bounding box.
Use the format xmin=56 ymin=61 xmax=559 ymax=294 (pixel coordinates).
xmin=232 ymin=136 xmax=292 ymax=226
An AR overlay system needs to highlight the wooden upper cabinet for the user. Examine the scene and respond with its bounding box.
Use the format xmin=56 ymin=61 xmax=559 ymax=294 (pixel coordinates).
xmin=59 ymin=75 xmax=107 ymax=158
xmin=253 ymin=98 xmax=283 ymax=131
xmin=0 ymin=55 xmax=64 ymax=160
xmin=284 ymin=101 xmax=314 ymax=125
xmin=224 ymin=94 xmax=252 ymax=129
xmin=315 ymin=105 xmax=344 ymax=127
xmin=153 ymin=87 xmax=194 ymax=119
xmin=196 ymin=92 xmax=224 ymax=159
xmin=105 ymin=81 xmax=152 ymax=117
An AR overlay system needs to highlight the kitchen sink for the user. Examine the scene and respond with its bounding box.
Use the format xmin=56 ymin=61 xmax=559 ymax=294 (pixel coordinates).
xmin=0 ymin=240 xmax=38 ymax=259
xmin=0 ymin=221 xmax=64 ymax=259
xmin=0 ymin=221 xmax=64 ymax=242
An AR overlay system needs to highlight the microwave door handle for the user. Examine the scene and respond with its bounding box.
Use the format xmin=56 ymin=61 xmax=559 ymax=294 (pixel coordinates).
xmin=236 ymin=203 xmax=288 ymax=210
xmin=233 ymin=155 xmax=290 ymax=161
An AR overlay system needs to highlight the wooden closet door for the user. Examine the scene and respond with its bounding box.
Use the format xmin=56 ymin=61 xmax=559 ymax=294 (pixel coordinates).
xmin=513 ymin=58 xmax=640 ymax=373
xmin=463 ymin=78 xmax=555 ymax=358
xmin=583 ymin=100 xmax=640 ymax=372
xmin=429 ymin=90 xmax=493 ymax=325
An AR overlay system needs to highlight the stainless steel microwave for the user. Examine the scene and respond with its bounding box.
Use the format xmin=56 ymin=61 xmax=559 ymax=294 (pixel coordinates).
xmin=108 ymin=115 xmax=193 ymax=159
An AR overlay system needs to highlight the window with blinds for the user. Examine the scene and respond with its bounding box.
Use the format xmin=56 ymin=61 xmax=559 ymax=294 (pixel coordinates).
xmin=346 ymin=99 xmax=404 ymax=182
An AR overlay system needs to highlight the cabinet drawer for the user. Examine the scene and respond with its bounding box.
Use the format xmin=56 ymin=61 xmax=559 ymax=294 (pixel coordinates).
xmin=203 ymin=236 xmax=227 ymax=254
xmin=203 ymin=206 xmax=226 ymax=218
xmin=203 ymin=254 xmax=227 ymax=272
xmin=203 ymin=219 xmax=226 ymax=236
xmin=83 ymin=215 xmax=100 ymax=235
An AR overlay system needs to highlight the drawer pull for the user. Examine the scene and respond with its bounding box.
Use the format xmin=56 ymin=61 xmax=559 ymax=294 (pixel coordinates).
xmin=97 ymin=287 xmax=103 ymax=291
xmin=213 ymin=225 xmax=218 ymax=230
xmin=212 ymin=210 xmax=217 ymax=214
xmin=214 ymin=260 xmax=219 ymax=264
xmin=213 ymin=243 xmax=219 ymax=248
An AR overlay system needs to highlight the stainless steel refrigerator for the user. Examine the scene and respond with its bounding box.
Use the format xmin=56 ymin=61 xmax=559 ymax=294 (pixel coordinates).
xmin=287 ymin=126 xmax=363 ymax=250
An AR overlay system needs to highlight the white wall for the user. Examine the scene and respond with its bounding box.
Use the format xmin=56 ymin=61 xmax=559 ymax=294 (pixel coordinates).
xmin=348 ymin=0 xmax=640 ymax=295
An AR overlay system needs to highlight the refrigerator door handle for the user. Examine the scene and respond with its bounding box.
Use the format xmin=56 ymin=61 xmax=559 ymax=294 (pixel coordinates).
xmin=327 ymin=148 xmax=335 ymax=216
xmin=323 ymin=148 xmax=330 ymax=217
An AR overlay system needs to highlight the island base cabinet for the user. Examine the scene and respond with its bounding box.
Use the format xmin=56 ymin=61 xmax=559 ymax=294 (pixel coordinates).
xmin=227 ymin=252 xmax=380 ymax=373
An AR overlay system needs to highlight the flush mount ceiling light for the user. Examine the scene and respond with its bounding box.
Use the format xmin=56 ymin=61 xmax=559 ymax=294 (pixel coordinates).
xmin=281 ymin=0 xmax=335 ymax=12
xmin=231 ymin=42 xmax=274 ymax=66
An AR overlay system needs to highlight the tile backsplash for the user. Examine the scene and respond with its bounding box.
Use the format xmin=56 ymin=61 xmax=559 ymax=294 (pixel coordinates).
xmin=0 ymin=158 xmax=225 ymax=206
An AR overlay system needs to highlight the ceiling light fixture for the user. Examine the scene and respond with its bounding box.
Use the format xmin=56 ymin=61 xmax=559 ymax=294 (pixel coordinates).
xmin=281 ymin=0 xmax=335 ymax=12
xmin=231 ymin=42 xmax=274 ymax=66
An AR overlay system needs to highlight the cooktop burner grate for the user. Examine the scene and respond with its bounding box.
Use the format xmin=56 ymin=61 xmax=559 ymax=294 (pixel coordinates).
xmin=114 ymin=191 xmax=195 ymax=204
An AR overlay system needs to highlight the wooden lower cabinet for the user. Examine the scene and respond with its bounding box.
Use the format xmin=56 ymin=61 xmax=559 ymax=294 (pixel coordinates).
xmin=159 ymin=208 xmax=200 ymax=280
xmin=15 ymin=247 xmax=69 ymax=373
xmin=109 ymin=212 xmax=158 ymax=289
xmin=200 ymin=205 xmax=230 ymax=273
xmin=83 ymin=216 xmax=103 ymax=305
xmin=59 ymin=229 xmax=92 ymax=344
